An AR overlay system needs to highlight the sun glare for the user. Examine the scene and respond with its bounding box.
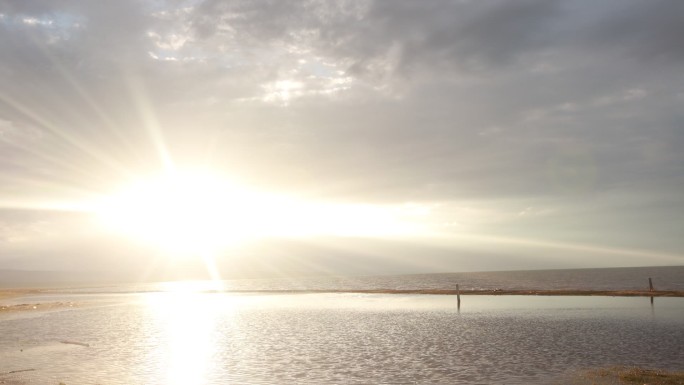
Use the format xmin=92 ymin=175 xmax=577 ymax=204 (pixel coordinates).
xmin=146 ymin=292 xmax=222 ymax=385
xmin=96 ymin=171 xmax=258 ymax=254
xmin=95 ymin=169 xmax=428 ymax=255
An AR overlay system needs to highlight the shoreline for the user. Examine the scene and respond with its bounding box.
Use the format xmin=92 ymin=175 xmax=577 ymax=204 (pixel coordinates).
xmin=300 ymin=288 xmax=684 ymax=297
xmin=0 ymin=289 xmax=42 ymax=301
xmin=0 ymin=301 xmax=78 ymax=312
xmin=3 ymin=288 xmax=679 ymax=314
xmin=2 ymin=287 xmax=683 ymax=299
xmin=0 ymin=289 xmax=79 ymax=313
xmin=184 ymin=288 xmax=684 ymax=297
xmin=572 ymin=366 xmax=684 ymax=385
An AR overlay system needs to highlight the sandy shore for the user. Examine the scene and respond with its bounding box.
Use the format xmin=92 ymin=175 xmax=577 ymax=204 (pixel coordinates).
xmin=0 ymin=289 xmax=79 ymax=313
xmin=570 ymin=366 xmax=684 ymax=385
xmin=0 ymin=289 xmax=42 ymax=301
xmin=0 ymin=301 xmax=78 ymax=312
xmin=225 ymin=288 xmax=684 ymax=297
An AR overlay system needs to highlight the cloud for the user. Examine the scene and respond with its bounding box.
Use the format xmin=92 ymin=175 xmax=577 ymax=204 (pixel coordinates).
xmin=577 ymin=0 xmax=684 ymax=63
xmin=0 ymin=0 xmax=682 ymax=272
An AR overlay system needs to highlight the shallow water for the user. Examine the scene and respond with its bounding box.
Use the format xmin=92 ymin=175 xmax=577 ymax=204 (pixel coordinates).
xmin=1 ymin=293 xmax=682 ymax=385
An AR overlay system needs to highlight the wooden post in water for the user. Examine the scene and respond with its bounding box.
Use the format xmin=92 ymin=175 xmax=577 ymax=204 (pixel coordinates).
xmin=456 ymin=284 xmax=461 ymax=309
xmin=649 ymin=277 xmax=654 ymax=305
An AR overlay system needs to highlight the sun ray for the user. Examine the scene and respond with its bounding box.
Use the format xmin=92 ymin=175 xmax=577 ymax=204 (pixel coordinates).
xmin=123 ymin=72 xmax=175 ymax=172
xmin=0 ymin=92 xmax=130 ymax=176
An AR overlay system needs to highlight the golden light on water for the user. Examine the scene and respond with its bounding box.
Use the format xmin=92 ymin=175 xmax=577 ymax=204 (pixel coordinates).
xmin=164 ymin=303 xmax=215 ymax=385
xmin=145 ymin=289 xmax=291 ymax=385
xmin=147 ymin=290 xmax=224 ymax=385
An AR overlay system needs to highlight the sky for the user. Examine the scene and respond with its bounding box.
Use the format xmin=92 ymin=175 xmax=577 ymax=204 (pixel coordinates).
xmin=0 ymin=0 xmax=683 ymax=280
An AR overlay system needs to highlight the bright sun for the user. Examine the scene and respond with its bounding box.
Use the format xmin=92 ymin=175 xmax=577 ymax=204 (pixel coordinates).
xmin=95 ymin=169 xmax=426 ymax=255
xmin=96 ymin=170 xmax=259 ymax=254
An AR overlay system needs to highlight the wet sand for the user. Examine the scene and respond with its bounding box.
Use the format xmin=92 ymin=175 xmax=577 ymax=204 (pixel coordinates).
xmin=0 ymin=289 xmax=41 ymax=301
xmin=0 ymin=289 xmax=78 ymax=313
xmin=225 ymin=288 xmax=684 ymax=297
xmin=571 ymin=366 xmax=684 ymax=385
xmin=0 ymin=302 xmax=78 ymax=312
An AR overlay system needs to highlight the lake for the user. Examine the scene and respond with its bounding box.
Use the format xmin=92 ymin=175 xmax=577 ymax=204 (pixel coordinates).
xmin=1 ymin=290 xmax=682 ymax=385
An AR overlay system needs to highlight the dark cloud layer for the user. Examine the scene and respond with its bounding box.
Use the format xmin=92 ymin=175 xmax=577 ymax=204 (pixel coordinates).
xmin=0 ymin=0 xmax=682 ymax=274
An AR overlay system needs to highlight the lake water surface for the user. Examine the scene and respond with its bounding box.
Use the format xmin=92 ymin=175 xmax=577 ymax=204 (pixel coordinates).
xmin=1 ymin=291 xmax=682 ymax=385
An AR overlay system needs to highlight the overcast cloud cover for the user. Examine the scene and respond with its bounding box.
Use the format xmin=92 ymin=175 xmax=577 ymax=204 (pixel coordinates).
xmin=0 ymin=0 xmax=683 ymax=279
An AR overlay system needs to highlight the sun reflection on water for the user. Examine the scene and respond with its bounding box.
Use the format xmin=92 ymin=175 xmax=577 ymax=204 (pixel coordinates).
xmin=146 ymin=290 xmax=225 ymax=385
